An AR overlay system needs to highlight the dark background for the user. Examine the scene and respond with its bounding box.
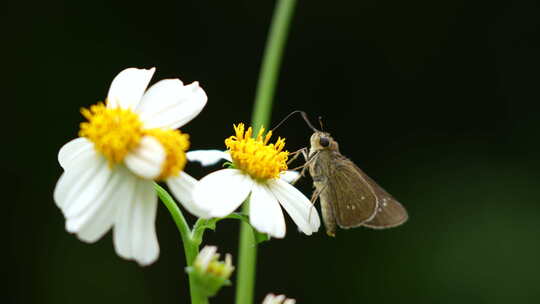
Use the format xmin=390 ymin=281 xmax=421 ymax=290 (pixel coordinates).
xmin=6 ymin=0 xmax=540 ymax=303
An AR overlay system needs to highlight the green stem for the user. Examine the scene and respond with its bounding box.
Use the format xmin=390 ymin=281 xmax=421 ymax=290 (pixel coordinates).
xmin=250 ymin=0 xmax=298 ymax=132
xmin=190 ymin=290 xmax=209 ymax=304
xmin=235 ymin=202 xmax=257 ymax=304
xmin=154 ymin=183 xmax=191 ymax=245
xmin=236 ymin=1 xmax=298 ymax=304
xmin=154 ymin=183 xmax=208 ymax=304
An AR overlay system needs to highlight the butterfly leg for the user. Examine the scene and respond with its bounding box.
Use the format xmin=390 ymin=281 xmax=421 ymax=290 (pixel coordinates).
xmin=286 ymin=147 xmax=308 ymax=166
xmin=311 ymin=180 xmax=336 ymax=237
xmin=295 ymin=149 xmax=318 ymax=177
xmin=310 ymin=181 xmax=325 ymax=203
xmin=288 ymin=148 xmax=315 ymax=185
xmin=307 ymin=181 xmax=326 ymax=233
xmin=310 ymin=175 xmax=336 ymax=237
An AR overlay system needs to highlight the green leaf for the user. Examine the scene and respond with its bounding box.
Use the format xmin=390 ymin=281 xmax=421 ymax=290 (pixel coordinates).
xmin=192 ymin=218 xmax=219 ymax=245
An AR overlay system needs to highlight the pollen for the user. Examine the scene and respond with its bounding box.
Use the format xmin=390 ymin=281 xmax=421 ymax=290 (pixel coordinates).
xmin=79 ymin=102 xmax=144 ymax=165
xmin=225 ymin=123 xmax=288 ymax=181
xmin=144 ymin=128 xmax=190 ymax=180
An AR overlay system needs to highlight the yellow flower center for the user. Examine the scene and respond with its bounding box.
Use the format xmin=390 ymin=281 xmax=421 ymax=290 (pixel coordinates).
xmin=79 ymin=102 xmax=144 ymax=165
xmin=79 ymin=102 xmax=190 ymax=179
xmin=144 ymin=128 xmax=190 ymax=180
xmin=225 ymin=123 xmax=288 ymax=181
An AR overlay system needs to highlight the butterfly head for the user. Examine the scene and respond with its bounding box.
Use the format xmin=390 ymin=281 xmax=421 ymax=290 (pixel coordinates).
xmin=310 ymin=131 xmax=339 ymax=152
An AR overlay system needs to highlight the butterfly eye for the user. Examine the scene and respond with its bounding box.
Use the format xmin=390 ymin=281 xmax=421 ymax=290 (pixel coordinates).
xmin=319 ymin=137 xmax=330 ymax=147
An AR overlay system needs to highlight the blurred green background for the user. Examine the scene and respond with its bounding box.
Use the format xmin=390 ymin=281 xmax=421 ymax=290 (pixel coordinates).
xmin=6 ymin=0 xmax=540 ymax=303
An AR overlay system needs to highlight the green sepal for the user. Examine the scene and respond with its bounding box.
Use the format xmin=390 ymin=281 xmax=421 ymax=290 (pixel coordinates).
xmin=223 ymin=161 xmax=235 ymax=168
xmin=186 ymin=266 xmax=232 ymax=298
xmin=254 ymin=230 xmax=271 ymax=244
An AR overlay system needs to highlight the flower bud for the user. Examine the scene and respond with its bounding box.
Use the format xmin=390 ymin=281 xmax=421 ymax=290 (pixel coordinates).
xmin=186 ymin=246 xmax=234 ymax=297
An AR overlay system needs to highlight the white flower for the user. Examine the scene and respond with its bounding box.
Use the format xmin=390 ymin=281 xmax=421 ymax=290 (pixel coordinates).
xmin=190 ymin=124 xmax=320 ymax=238
xmin=262 ymin=293 xmax=296 ymax=304
xmin=54 ymin=67 xmax=207 ymax=265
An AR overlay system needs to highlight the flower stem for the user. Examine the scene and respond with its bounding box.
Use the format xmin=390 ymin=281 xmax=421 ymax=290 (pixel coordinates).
xmin=154 ymin=183 xmax=208 ymax=304
xmin=236 ymin=1 xmax=298 ymax=304
xmin=236 ymin=202 xmax=258 ymax=304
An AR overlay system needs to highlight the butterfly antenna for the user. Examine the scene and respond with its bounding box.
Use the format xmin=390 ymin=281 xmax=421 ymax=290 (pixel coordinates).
xmin=318 ymin=116 xmax=325 ymax=131
xmin=271 ymin=110 xmax=320 ymax=132
xmin=300 ymin=111 xmax=320 ymax=132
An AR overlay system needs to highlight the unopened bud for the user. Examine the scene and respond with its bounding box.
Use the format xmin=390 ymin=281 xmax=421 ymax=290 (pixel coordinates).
xmin=186 ymin=246 xmax=235 ymax=297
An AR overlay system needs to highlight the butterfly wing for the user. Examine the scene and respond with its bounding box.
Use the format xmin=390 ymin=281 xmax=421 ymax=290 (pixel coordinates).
xmin=327 ymin=154 xmax=379 ymax=228
xmin=357 ymin=168 xmax=408 ymax=229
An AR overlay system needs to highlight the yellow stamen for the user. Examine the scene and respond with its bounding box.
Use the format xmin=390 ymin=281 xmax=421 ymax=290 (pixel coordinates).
xmin=144 ymin=128 xmax=190 ymax=180
xmin=225 ymin=123 xmax=288 ymax=181
xmin=79 ymin=102 xmax=143 ymax=165
xmin=206 ymin=254 xmax=234 ymax=278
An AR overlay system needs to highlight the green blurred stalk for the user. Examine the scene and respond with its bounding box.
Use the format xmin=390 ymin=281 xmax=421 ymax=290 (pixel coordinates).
xmin=250 ymin=0 xmax=298 ymax=132
xmin=235 ymin=1 xmax=298 ymax=304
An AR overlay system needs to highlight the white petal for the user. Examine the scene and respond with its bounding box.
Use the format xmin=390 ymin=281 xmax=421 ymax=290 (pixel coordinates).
xmin=137 ymin=80 xmax=207 ymax=129
xmin=279 ymin=170 xmax=301 ymax=184
xmin=54 ymin=150 xmax=108 ymax=213
xmin=249 ymin=183 xmax=286 ymax=238
xmin=166 ymin=172 xmax=211 ymax=218
xmin=58 ymin=138 xmax=94 ymax=170
xmin=192 ymin=169 xmax=253 ymax=218
xmin=267 ymin=178 xmax=321 ymax=235
xmin=124 ymin=136 xmax=166 ymax=179
xmin=107 ymin=67 xmax=155 ymax=109
xmin=113 ymin=178 xmax=159 ymax=266
xmin=186 ymin=150 xmax=231 ymax=166
xmin=62 ymin=161 xmax=111 ymax=220
xmin=111 ymin=175 xmax=136 ymax=260
xmin=67 ymin=167 xmax=132 ymax=242
xmin=196 ymin=246 xmax=217 ymax=271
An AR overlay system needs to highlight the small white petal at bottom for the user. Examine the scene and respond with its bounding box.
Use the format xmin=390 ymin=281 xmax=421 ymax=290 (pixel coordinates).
xmin=262 ymin=294 xmax=296 ymax=304
xmin=249 ymin=183 xmax=286 ymax=238
xmin=124 ymin=136 xmax=166 ymax=179
xmin=267 ymin=178 xmax=321 ymax=235
xmin=166 ymin=172 xmax=211 ymax=218
xmin=192 ymin=169 xmax=253 ymax=218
